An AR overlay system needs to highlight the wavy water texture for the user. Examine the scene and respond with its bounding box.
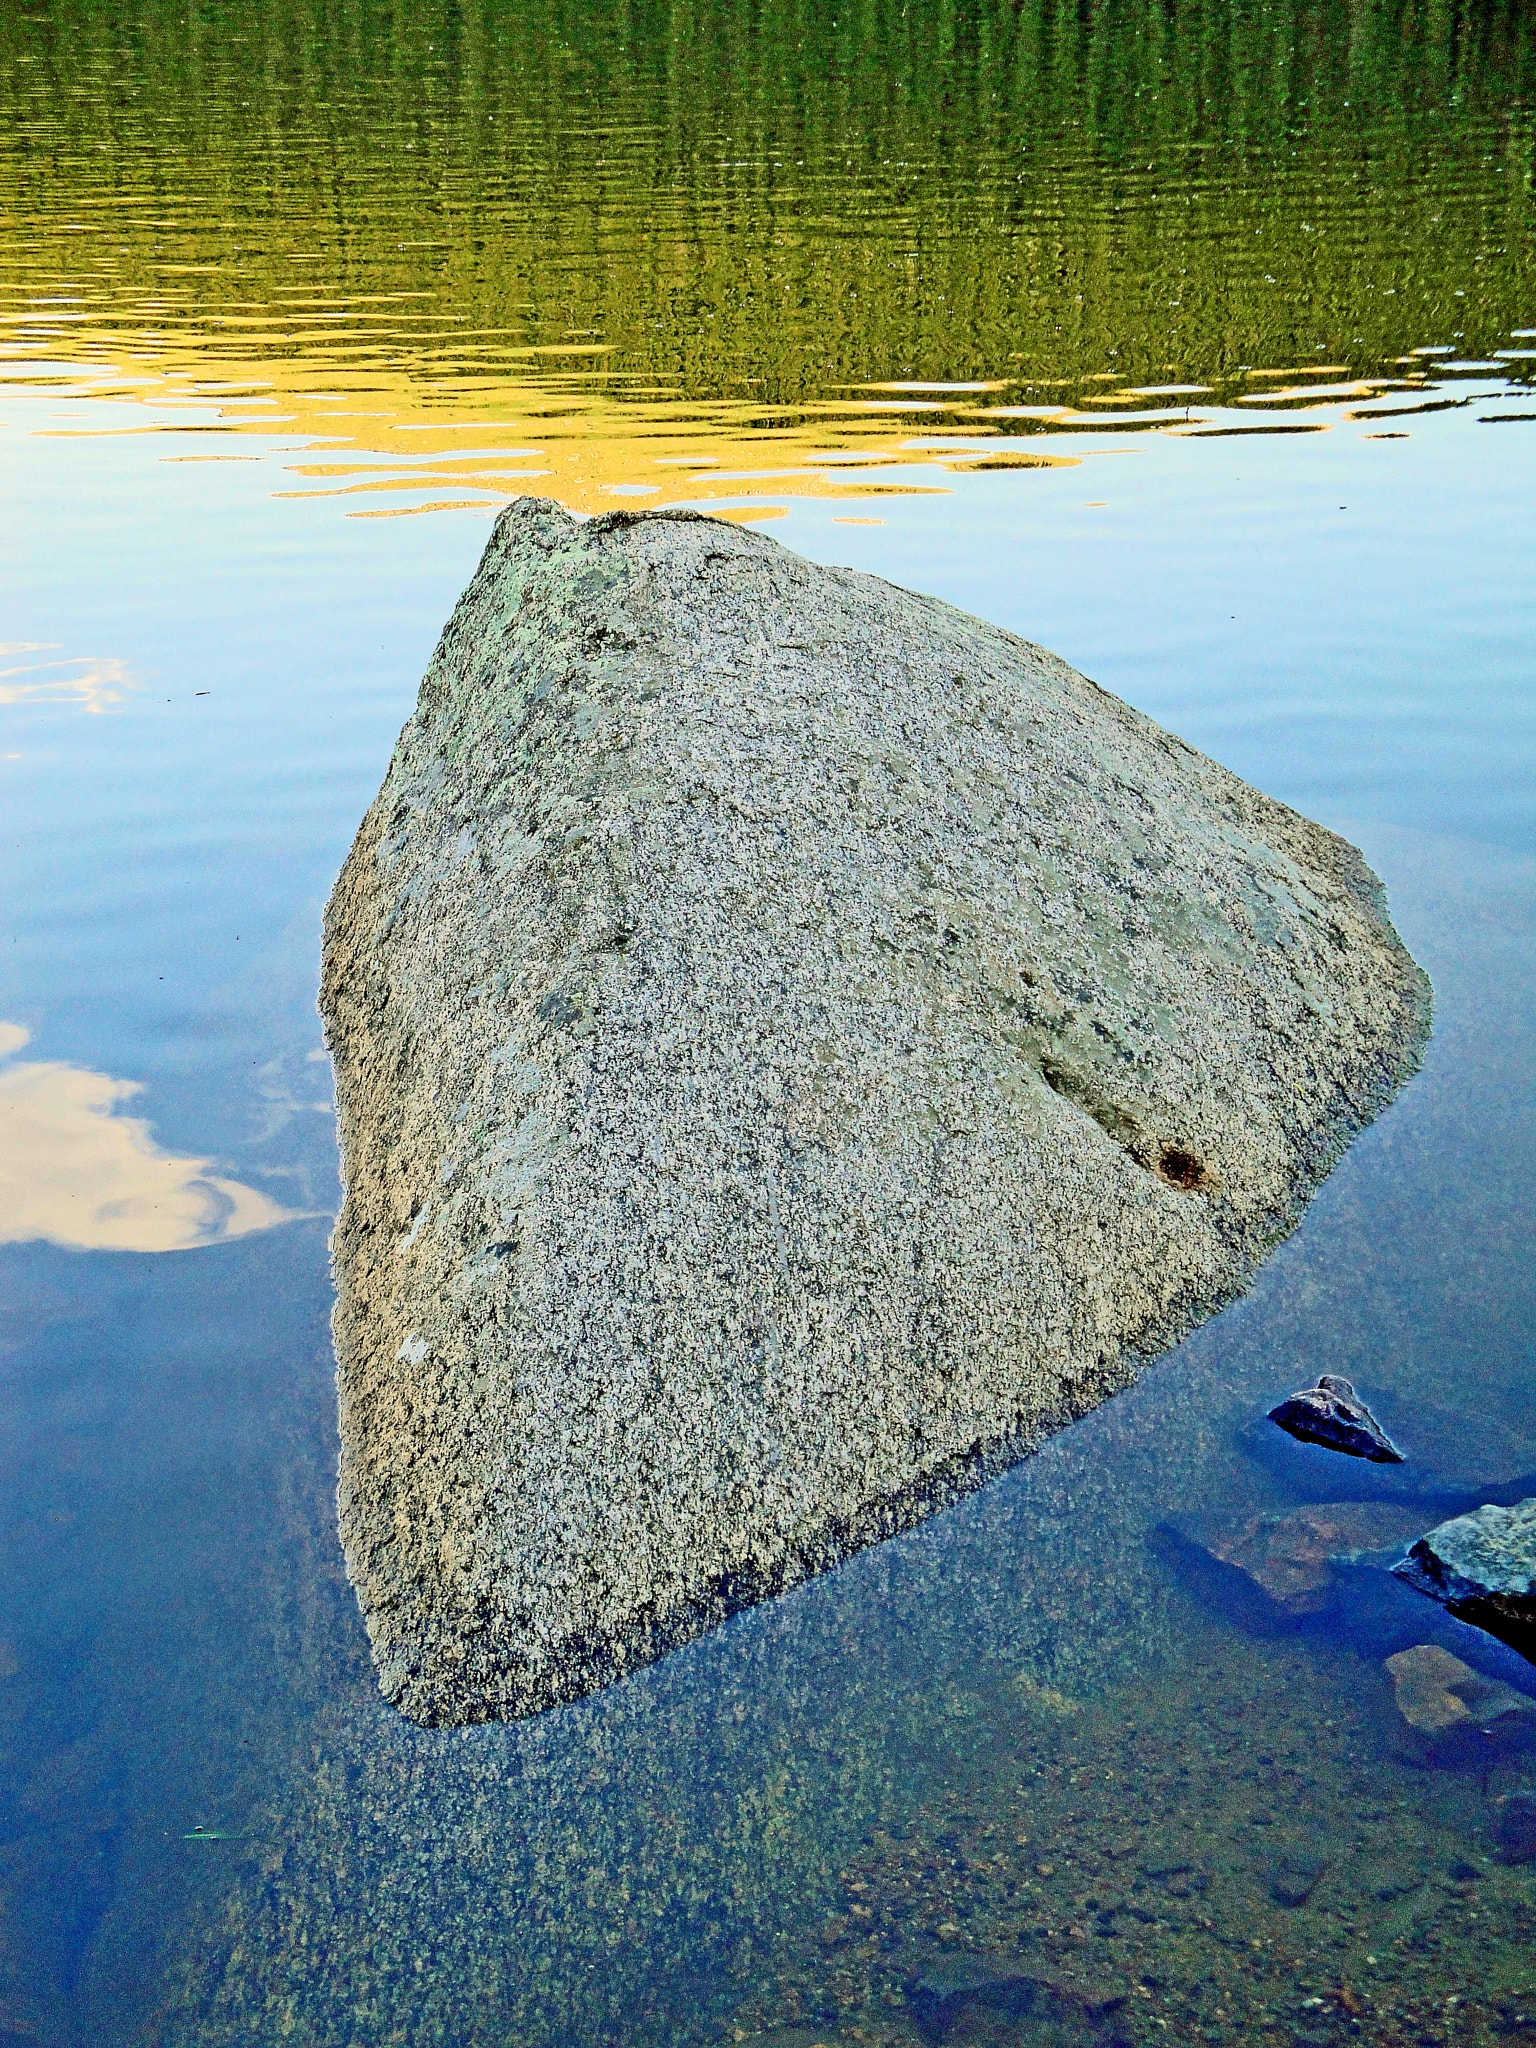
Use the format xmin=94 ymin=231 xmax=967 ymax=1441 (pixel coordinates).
xmin=1 ymin=0 xmax=1532 ymax=507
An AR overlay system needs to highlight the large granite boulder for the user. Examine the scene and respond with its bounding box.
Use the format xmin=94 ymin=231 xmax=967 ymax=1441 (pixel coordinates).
xmin=1394 ymin=1499 xmax=1536 ymax=1662
xmin=320 ymin=499 xmax=1431 ymax=1725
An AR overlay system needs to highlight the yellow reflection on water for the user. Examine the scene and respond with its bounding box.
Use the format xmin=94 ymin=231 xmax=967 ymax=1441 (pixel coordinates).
xmin=0 ymin=1024 xmax=306 ymax=1253
xmin=2 ymin=0 xmax=1529 ymax=515
xmin=13 ymin=360 xmax=1022 ymax=516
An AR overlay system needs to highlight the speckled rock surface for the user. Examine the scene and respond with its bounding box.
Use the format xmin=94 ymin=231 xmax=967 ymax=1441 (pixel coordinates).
xmin=1395 ymin=1499 xmax=1536 ymax=1661
xmin=320 ymin=498 xmax=1431 ymax=1726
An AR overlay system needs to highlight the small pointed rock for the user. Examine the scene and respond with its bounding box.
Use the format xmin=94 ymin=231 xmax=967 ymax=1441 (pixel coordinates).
xmin=1268 ymin=1374 xmax=1404 ymax=1463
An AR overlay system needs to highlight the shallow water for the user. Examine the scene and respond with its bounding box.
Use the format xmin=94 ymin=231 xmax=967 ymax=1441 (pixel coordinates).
xmin=1 ymin=0 xmax=1535 ymax=2042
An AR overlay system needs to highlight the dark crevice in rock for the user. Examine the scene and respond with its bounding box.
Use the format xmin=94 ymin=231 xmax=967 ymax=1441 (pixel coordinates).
xmin=1037 ymin=1056 xmax=1215 ymax=1195
xmin=1037 ymin=1055 xmax=1142 ymax=1151
xmin=1155 ymin=1143 xmax=1214 ymax=1192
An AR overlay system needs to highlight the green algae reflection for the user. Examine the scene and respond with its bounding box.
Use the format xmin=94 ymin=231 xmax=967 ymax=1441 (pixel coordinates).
xmin=1 ymin=0 xmax=1532 ymax=480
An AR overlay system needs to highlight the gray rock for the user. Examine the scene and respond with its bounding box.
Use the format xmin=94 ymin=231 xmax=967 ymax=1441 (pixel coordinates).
xmin=1393 ymin=1499 xmax=1536 ymax=1663
xmin=903 ymin=1956 xmax=1035 ymax=2041
xmin=320 ymin=499 xmax=1432 ymax=1725
xmin=1268 ymin=1375 xmax=1404 ymax=1462
xmin=902 ymin=1956 xmax=1127 ymax=2043
xmin=1239 ymin=1396 xmax=1536 ymax=1509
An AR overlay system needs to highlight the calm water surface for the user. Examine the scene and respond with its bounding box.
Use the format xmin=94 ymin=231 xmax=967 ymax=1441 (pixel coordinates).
xmin=2 ymin=1 xmax=1535 ymax=2042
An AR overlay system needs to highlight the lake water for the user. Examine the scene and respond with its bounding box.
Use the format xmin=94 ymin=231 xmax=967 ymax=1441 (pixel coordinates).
xmin=2 ymin=0 xmax=1535 ymax=2042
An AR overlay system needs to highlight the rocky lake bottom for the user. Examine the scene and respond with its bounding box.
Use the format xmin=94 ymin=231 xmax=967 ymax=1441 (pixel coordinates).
xmin=728 ymin=1626 xmax=1536 ymax=2048
xmin=140 ymin=1289 xmax=1536 ymax=2048
xmin=0 ymin=828 xmax=1526 ymax=2048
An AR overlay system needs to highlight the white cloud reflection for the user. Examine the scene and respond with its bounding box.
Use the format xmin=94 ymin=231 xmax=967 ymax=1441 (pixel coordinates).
xmin=0 ymin=1023 xmax=304 ymax=1252
xmin=0 ymin=642 xmax=132 ymax=714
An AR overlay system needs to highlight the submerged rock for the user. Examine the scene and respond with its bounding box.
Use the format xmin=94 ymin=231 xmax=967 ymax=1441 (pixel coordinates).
xmin=1166 ymin=1501 xmax=1421 ymax=1620
xmin=902 ymin=1956 xmax=1034 ymax=2041
xmin=1268 ymin=1376 xmax=1404 ymax=1463
xmin=1494 ymin=1790 xmax=1536 ymax=1864
xmin=1268 ymin=1852 xmax=1329 ymax=1907
xmin=741 ymin=2034 xmax=859 ymax=2048
xmin=1393 ymin=1499 xmax=1536 ymax=1663
xmin=1383 ymin=1644 xmax=1536 ymax=1767
xmin=902 ymin=1956 xmax=1127 ymax=2044
xmin=321 ymin=499 xmax=1431 ymax=1725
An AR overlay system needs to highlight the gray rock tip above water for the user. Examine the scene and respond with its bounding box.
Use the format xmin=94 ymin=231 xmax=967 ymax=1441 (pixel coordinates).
xmin=1241 ymin=1392 xmax=1536 ymax=1510
xmin=321 ymin=498 xmax=1432 ymax=1725
xmin=1394 ymin=1499 xmax=1536 ymax=1664
xmin=1268 ymin=1374 xmax=1405 ymax=1463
